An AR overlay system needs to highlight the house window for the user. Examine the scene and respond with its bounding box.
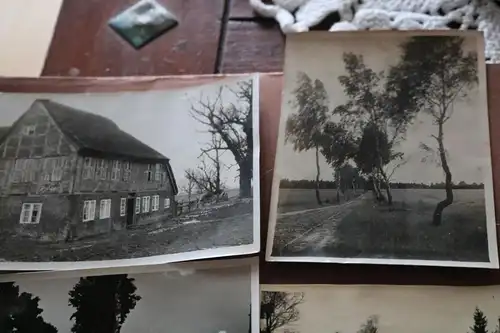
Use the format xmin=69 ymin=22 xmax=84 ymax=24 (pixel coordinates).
xmin=19 ymin=203 xmax=42 ymax=224
xmin=99 ymin=199 xmax=111 ymax=219
xmin=155 ymin=164 xmax=161 ymax=181
xmin=152 ymin=195 xmax=159 ymax=211
xmin=123 ymin=162 xmax=131 ymax=182
xmin=12 ymin=159 xmax=25 ymax=183
xmin=162 ymin=171 xmax=167 ymax=183
xmin=135 ymin=198 xmax=141 ymax=214
xmin=95 ymin=160 xmax=108 ymax=180
xmin=142 ymin=196 xmax=150 ymax=213
xmin=23 ymin=160 xmax=37 ymax=182
xmin=42 ymin=159 xmax=51 ymax=181
xmin=83 ymin=157 xmax=95 ymax=179
xmin=83 ymin=200 xmax=96 ymax=222
xmin=23 ymin=125 xmax=36 ymax=136
xmin=145 ymin=164 xmax=153 ymax=182
xmin=164 ymin=198 xmax=170 ymax=209
xmin=120 ymin=198 xmax=127 ymax=216
xmin=12 ymin=159 xmax=38 ymax=183
xmin=51 ymin=157 xmax=66 ymax=181
xmin=111 ymin=161 xmax=121 ymax=181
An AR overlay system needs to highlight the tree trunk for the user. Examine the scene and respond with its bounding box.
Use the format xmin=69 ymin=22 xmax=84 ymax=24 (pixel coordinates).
xmin=372 ymin=175 xmax=386 ymax=203
xmin=265 ymin=316 xmax=272 ymax=333
xmin=432 ymin=122 xmax=454 ymax=226
xmin=239 ymin=160 xmax=252 ymax=198
xmin=378 ymin=167 xmax=393 ymax=206
xmin=384 ymin=183 xmax=393 ymax=206
xmin=314 ymin=145 xmax=322 ymax=205
xmin=335 ymin=169 xmax=341 ymax=203
xmin=370 ymin=177 xmax=378 ymax=201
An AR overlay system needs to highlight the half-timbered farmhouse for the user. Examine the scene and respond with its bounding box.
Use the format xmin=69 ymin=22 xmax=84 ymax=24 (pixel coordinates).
xmin=0 ymin=99 xmax=178 ymax=241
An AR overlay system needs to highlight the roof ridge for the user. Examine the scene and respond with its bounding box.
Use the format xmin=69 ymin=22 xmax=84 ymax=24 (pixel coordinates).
xmin=37 ymin=99 xmax=120 ymax=129
xmin=35 ymin=98 xmax=169 ymax=161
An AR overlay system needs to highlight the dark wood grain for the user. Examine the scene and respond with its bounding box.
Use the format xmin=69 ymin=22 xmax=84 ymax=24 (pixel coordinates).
xmin=42 ymin=0 xmax=224 ymax=76
xmin=221 ymin=21 xmax=284 ymax=73
xmin=0 ymin=75 xmax=235 ymax=92
xmin=229 ymin=0 xmax=258 ymax=19
xmin=258 ymin=67 xmax=500 ymax=286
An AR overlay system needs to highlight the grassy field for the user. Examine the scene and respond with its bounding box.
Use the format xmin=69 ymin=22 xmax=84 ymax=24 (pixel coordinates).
xmin=275 ymin=189 xmax=490 ymax=262
xmin=278 ymin=188 xmax=361 ymax=213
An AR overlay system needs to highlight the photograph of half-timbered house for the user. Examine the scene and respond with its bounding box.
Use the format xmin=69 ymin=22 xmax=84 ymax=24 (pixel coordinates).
xmin=0 ymin=99 xmax=178 ymax=240
xmin=0 ymin=75 xmax=259 ymax=269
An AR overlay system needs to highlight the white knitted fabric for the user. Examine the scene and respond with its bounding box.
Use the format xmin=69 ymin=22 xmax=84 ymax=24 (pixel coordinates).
xmin=249 ymin=0 xmax=500 ymax=63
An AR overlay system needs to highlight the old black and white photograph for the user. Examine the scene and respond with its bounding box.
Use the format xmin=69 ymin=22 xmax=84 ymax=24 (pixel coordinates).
xmin=0 ymin=75 xmax=259 ymax=270
xmin=260 ymin=284 xmax=500 ymax=333
xmin=267 ymin=31 xmax=498 ymax=267
xmin=0 ymin=260 xmax=258 ymax=333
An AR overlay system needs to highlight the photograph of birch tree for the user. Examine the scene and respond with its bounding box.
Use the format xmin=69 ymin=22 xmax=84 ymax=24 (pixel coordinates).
xmin=271 ymin=32 xmax=495 ymax=265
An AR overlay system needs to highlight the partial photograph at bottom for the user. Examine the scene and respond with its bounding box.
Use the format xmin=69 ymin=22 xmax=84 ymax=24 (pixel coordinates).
xmin=260 ymin=284 xmax=500 ymax=333
xmin=0 ymin=260 xmax=257 ymax=333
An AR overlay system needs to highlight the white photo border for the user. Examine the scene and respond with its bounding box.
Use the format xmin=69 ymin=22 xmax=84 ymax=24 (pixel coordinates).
xmin=266 ymin=30 xmax=499 ymax=269
xmin=0 ymin=73 xmax=261 ymax=271
xmin=0 ymin=258 xmax=260 ymax=333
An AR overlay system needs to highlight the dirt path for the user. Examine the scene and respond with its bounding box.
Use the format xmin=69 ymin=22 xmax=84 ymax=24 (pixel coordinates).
xmin=0 ymin=212 xmax=254 ymax=262
xmin=273 ymin=195 xmax=367 ymax=256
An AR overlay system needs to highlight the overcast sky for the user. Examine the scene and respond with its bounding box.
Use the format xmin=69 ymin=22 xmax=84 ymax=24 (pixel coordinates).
xmin=0 ymin=76 xmax=255 ymax=191
xmin=266 ymin=284 xmax=500 ymax=333
xmin=15 ymin=266 xmax=251 ymax=333
xmin=280 ymin=33 xmax=490 ymax=184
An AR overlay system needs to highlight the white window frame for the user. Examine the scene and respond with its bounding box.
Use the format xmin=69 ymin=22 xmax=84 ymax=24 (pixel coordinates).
xmin=142 ymin=196 xmax=150 ymax=213
xmin=120 ymin=198 xmax=127 ymax=216
xmin=154 ymin=164 xmax=161 ymax=181
xmin=99 ymin=199 xmax=111 ymax=219
xmin=135 ymin=198 xmax=141 ymax=214
xmin=123 ymin=162 xmax=131 ymax=182
xmin=96 ymin=160 xmax=107 ymax=180
xmin=23 ymin=125 xmax=36 ymax=136
xmin=111 ymin=161 xmax=121 ymax=181
xmin=12 ymin=159 xmax=25 ymax=183
xmin=145 ymin=164 xmax=154 ymax=182
xmin=83 ymin=200 xmax=96 ymax=222
xmin=51 ymin=157 xmax=65 ymax=181
xmin=83 ymin=157 xmax=95 ymax=180
xmin=42 ymin=159 xmax=51 ymax=181
xmin=19 ymin=203 xmax=42 ymax=224
xmin=152 ymin=195 xmax=159 ymax=211
xmin=28 ymin=160 xmax=37 ymax=182
xmin=164 ymin=198 xmax=170 ymax=209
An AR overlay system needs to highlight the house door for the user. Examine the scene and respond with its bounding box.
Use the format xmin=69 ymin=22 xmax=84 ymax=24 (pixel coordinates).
xmin=126 ymin=198 xmax=135 ymax=227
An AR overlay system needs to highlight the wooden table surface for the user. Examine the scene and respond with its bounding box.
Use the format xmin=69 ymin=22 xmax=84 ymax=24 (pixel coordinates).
xmin=42 ymin=0 xmax=284 ymax=76
xmin=38 ymin=0 xmax=500 ymax=285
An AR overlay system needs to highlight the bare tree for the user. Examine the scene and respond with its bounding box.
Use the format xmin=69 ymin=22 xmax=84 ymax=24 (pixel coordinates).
xmin=357 ymin=315 xmax=379 ymax=333
xmin=181 ymin=177 xmax=196 ymax=211
xmin=190 ymin=80 xmax=253 ymax=198
xmin=185 ymin=135 xmax=225 ymax=198
xmin=260 ymin=291 xmax=304 ymax=333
